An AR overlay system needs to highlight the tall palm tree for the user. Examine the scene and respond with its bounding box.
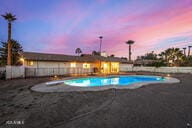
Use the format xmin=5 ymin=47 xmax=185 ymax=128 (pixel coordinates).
xmin=183 ymin=47 xmax=186 ymax=56
xmin=75 ymin=48 xmax=82 ymax=56
xmin=125 ymin=40 xmax=134 ymax=61
xmin=188 ymin=46 xmax=192 ymax=56
xmin=1 ymin=12 xmax=16 ymax=65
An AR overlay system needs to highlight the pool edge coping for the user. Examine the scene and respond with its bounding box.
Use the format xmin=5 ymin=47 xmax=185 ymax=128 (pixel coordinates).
xmin=31 ymin=75 xmax=180 ymax=92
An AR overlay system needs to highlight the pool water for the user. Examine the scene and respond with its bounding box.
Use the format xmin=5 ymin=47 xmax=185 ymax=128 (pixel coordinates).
xmin=63 ymin=75 xmax=165 ymax=87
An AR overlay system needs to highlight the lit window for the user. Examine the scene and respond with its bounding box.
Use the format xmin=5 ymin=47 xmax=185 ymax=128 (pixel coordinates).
xmin=71 ymin=62 xmax=76 ymax=68
xmin=103 ymin=63 xmax=107 ymax=68
xmin=83 ymin=63 xmax=90 ymax=68
xmin=20 ymin=58 xmax=24 ymax=62
xmin=27 ymin=61 xmax=33 ymax=66
xmin=111 ymin=62 xmax=119 ymax=72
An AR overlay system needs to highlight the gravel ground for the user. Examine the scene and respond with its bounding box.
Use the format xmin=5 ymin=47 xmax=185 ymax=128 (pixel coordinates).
xmin=0 ymin=72 xmax=192 ymax=128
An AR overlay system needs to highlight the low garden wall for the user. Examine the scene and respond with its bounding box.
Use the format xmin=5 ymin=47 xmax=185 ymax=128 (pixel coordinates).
xmin=120 ymin=66 xmax=192 ymax=73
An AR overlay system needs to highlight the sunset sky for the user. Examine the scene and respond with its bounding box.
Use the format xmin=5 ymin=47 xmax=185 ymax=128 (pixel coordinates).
xmin=0 ymin=0 xmax=192 ymax=59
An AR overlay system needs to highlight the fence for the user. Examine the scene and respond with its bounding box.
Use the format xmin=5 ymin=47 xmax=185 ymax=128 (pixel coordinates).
xmin=5 ymin=66 xmax=93 ymax=79
xmin=119 ymin=64 xmax=133 ymax=72
xmin=25 ymin=67 xmax=93 ymax=77
xmin=0 ymin=67 xmax=5 ymax=72
xmin=6 ymin=66 xmax=25 ymax=79
xmin=120 ymin=66 xmax=192 ymax=73
xmin=0 ymin=67 xmax=6 ymax=79
xmin=4 ymin=65 xmax=192 ymax=79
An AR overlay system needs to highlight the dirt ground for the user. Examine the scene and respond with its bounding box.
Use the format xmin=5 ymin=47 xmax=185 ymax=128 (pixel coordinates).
xmin=0 ymin=72 xmax=192 ymax=128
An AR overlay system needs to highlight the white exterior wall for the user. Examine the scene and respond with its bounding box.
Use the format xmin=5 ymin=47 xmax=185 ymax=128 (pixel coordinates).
xmin=24 ymin=60 xmax=96 ymax=77
xmin=24 ymin=60 xmax=67 ymax=68
xmin=24 ymin=60 xmax=96 ymax=69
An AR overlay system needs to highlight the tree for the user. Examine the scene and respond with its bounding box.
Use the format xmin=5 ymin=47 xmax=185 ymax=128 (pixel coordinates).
xmin=121 ymin=57 xmax=128 ymax=60
xmin=75 ymin=48 xmax=82 ymax=56
xmin=146 ymin=60 xmax=166 ymax=67
xmin=125 ymin=40 xmax=134 ymax=61
xmin=160 ymin=48 xmax=184 ymax=66
xmin=1 ymin=12 xmax=17 ymax=65
xmin=138 ymin=47 xmax=191 ymax=67
xmin=143 ymin=51 xmax=157 ymax=60
xmin=92 ymin=50 xmax=100 ymax=56
xmin=110 ymin=54 xmax=115 ymax=57
xmin=0 ymin=39 xmax=23 ymax=66
xmin=183 ymin=47 xmax=186 ymax=56
xmin=159 ymin=51 xmax=167 ymax=60
xmin=181 ymin=56 xmax=192 ymax=66
xmin=188 ymin=46 xmax=192 ymax=56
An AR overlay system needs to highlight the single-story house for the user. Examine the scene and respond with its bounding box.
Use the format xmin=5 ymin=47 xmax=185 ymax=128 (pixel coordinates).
xmin=21 ymin=52 xmax=130 ymax=75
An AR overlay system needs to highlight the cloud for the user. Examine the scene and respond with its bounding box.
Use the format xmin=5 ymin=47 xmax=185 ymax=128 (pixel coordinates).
xmin=41 ymin=2 xmax=192 ymax=58
xmin=1 ymin=0 xmax=192 ymax=59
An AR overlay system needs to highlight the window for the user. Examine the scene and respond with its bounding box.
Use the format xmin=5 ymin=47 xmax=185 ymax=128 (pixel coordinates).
xmin=103 ymin=63 xmax=107 ymax=68
xmin=27 ymin=61 xmax=33 ymax=66
xmin=70 ymin=62 xmax=76 ymax=68
xmin=111 ymin=62 xmax=119 ymax=72
xmin=83 ymin=63 xmax=90 ymax=68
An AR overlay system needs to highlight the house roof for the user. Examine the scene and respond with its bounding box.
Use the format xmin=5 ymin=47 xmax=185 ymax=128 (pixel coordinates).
xmin=22 ymin=52 xmax=95 ymax=62
xmin=22 ymin=52 xmax=128 ymax=63
xmin=91 ymin=55 xmax=128 ymax=63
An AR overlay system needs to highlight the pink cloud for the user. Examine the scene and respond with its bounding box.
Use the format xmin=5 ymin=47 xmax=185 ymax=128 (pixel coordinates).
xmin=9 ymin=0 xmax=191 ymax=59
xmin=40 ymin=34 xmax=69 ymax=53
xmin=88 ymin=4 xmax=192 ymax=58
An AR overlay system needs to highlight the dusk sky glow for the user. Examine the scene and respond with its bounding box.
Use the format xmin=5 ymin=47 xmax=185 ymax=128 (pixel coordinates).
xmin=0 ymin=0 xmax=192 ymax=59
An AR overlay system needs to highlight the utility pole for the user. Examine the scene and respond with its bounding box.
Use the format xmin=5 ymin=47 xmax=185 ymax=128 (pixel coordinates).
xmin=99 ymin=36 xmax=103 ymax=55
xmin=99 ymin=36 xmax=103 ymax=74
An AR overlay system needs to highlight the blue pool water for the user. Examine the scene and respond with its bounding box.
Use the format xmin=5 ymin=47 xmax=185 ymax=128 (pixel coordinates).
xmin=63 ymin=75 xmax=165 ymax=87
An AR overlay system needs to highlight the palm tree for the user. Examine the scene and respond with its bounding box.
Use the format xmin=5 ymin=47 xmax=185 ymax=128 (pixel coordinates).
xmin=159 ymin=51 xmax=166 ymax=60
xmin=164 ymin=48 xmax=183 ymax=66
xmin=75 ymin=48 xmax=82 ymax=56
xmin=125 ymin=40 xmax=134 ymax=61
xmin=0 ymin=39 xmax=23 ymax=65
xmin=183 ymin=47 xmax=186 ymax=56
xmin=188 ymin=46 xmax=192 ymax=56
xmin=1 ymin=12 xmax=16 ymax=65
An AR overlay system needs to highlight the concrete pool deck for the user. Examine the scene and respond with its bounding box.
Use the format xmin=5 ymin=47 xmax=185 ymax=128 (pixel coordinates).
xmin=31 ymin=75 xmax=180 ymax=92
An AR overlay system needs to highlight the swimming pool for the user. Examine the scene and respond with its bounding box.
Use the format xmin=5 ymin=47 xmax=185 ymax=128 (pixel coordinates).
xmin=63 ymin=75 xmax=165 ymax=87
xmin=31 ymin=75 xmax=180 ymax=92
